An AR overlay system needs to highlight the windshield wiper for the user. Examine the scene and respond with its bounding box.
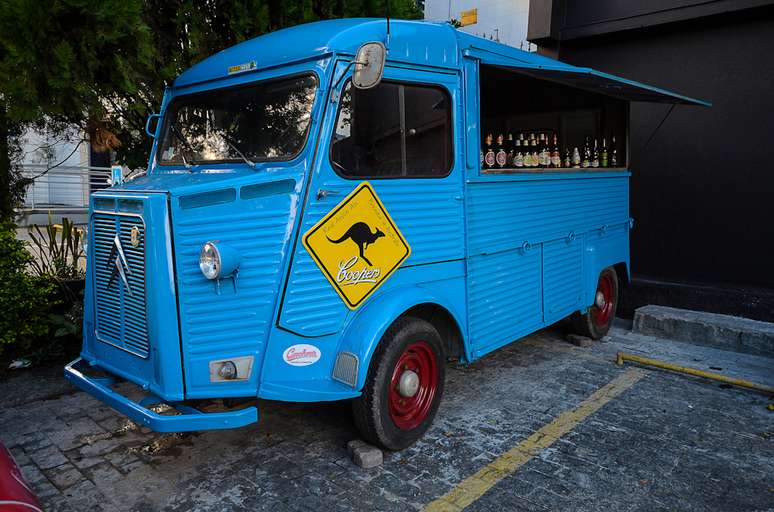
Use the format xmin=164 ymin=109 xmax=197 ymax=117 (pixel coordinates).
xmin=170 ymin=122 xmax=195 ymax=170
xmin=222 ymin=136 xmax=257 ymax=169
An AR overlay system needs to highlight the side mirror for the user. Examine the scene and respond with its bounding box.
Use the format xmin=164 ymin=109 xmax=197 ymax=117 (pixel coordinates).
xmin=145 ymin=113 xmax=161 ymax=138
xmin=352 ymin=42 xmax=386 ymax=90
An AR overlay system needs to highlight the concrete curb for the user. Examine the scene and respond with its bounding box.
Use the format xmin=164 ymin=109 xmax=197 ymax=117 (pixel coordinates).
xmin=632 ymin=305 xmax=774 ymax=358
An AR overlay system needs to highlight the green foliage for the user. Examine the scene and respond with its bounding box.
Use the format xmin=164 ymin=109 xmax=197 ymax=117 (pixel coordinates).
xmin=28 ymin=215 xmax=85 ymax=280
xmin=50 ymin=300 xmax=83 ymax=340
xmin=0 ymin=222 xmax=58 ymax=356
xmin=0 ymin=1 xmax=153 ymax=126
xmin=0 ymin=110 xmax=27 ymax=221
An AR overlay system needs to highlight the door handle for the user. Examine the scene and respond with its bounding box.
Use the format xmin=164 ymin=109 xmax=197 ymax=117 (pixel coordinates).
xmin=316 ymin=189 xmax=339 ymax=200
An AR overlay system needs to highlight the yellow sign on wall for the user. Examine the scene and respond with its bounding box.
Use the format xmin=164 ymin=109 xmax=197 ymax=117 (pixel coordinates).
xmin=303 ymin=182 xmax=411 ymax=309
xmin=460 ymin=8 xmax=478 ymax=27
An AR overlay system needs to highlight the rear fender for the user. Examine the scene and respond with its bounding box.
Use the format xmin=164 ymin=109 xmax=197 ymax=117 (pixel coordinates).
xmin=583 ymin=223 xmax=630 ymax=307
xmin=337 ymin=285 xmax=466 ymax=391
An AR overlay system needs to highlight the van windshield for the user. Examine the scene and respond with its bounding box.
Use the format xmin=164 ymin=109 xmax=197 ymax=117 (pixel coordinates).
xmin=157 ymin=74 xmax=317 ymax=166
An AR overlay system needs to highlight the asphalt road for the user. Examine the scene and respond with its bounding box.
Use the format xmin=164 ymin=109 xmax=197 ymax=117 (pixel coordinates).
xmin=1 ymin=325 xmax=772 ymax=511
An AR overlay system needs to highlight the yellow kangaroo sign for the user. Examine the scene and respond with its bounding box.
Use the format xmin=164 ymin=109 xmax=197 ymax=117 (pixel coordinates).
xmin=303 ymin=182 xmax=411 ymax=309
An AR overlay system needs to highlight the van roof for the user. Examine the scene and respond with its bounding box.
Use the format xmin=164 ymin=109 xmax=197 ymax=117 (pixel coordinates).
xmin=173 ymin=18 xmax=709 ymax=106
xmin=174 ymin=19 xmax=460 ymax=88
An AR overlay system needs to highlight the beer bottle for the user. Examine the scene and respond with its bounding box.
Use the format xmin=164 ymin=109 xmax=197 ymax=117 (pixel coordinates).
xmin=582 ymin=138 xmax=590 ymax=168
xmin=484 ymin=133 xmax=495 ymax=169
xmin=611 ymin=136 xmax=619 ymax=167
xmin=495 ymin=134 xmax=507 ymax=168
xmin=592 ymin=139 xmax=600 ymax=168
xmin=536 ymin=140 xmax=543 ymax=167
xmin=600 ymin=137 xmax=609 ymax=168
xmin=551 ymin=134 xmax=561 ymax=168
xmin=544 ymin=136 xmax=551 ymax=167
xmin=563 ymin=148 xmax=571 ymax=169
xmin=514 ymin=149 xmax=524 ymax=168
xmin=506 ymin=133 xmax=515 ymax=163
xmin=572 ymin=147 xmax=581 ymax=167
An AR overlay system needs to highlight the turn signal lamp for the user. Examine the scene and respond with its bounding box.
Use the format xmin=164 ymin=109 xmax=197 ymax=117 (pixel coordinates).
xmin=217 ymin=361 xmax=238 ymax=380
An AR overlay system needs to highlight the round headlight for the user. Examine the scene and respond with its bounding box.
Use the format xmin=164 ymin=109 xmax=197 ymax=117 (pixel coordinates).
xmin=199 ymin=241 xmax=221 ymax=280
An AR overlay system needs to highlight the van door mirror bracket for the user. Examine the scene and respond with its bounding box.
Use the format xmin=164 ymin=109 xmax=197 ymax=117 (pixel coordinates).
xmin=145 ymin=113 xmax=161 ymax=138
xmin=329 ymin=42 xmax=385 ymax=102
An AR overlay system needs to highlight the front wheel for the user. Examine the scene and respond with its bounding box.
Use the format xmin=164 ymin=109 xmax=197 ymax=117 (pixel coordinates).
xmin=352 ymin=317 xmax=446 ymax=451
xmin=572 ymin=266 xmax=619 ymax=340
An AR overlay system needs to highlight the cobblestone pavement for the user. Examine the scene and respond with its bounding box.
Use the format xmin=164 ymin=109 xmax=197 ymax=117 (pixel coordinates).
xmin=1 ymin=326 xmax=772 ymax=511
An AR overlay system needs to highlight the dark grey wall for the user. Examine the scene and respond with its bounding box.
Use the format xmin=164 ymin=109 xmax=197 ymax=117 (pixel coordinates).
xmin=530 ymin=0 xmax=774 ymax=42
xmin=530 ymin=4 xmax=774 ymax=318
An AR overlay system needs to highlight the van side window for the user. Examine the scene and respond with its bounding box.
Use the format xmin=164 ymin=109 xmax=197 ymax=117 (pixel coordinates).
xmin=331 ymin=80 xmax=452 ymax=178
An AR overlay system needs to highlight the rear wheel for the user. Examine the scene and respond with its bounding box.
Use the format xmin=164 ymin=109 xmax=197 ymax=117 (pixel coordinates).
xmin=352 ymin=317 xmax=445 ymax=451
xmin=572 ymin=267 xmax=619 ymax=340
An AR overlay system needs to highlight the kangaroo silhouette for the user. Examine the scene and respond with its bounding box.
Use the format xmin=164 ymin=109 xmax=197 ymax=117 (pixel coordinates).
xmin=327 ymin=222 xmax=385 ymax=266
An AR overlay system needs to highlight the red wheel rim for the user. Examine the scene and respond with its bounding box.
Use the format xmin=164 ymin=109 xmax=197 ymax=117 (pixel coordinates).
xmin=388 ymin=341 xmax=438 ymax=431
xmin=591 ymin=273 xmax=615 ymax=327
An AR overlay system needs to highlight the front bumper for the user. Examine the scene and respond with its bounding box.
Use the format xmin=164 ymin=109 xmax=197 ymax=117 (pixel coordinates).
xmin=64 ymin=358 xmax=258 ymax=432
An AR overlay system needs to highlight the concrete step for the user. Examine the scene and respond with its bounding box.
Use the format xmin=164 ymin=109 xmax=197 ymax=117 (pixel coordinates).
xmin=632 ymin=305 xmax=774 ymax=358
xmin=606 ymin=327 xmax=774 ymax=389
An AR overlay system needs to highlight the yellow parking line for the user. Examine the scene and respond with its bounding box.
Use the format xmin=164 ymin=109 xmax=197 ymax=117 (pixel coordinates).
xmin=424 ymin=368 xmax=647 ymax=512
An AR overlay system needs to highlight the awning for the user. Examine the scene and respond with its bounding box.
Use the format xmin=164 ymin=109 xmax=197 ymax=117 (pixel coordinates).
xmin=510 ymin=67 xmax=711 ymax=107
xmin=462 ymin=46 xmax=711 ymax=107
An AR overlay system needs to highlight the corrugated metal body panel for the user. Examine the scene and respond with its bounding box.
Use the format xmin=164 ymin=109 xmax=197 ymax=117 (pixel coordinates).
xmin=467 ymin=246 xmax=542 ymax=355
xmin=543 ymin=237 xmax=583 ymax=324
xmin=465 ymin=175 xmax=629 ymax=353
xmin=92 ymin=213 xmax=149 ymax=358
xmin=467 ymin=176 xmax=628 ymax=256
xmin=172 ymin=191 xmax=294 ymax=395
xmin=279 ymin=186 xmax=349 ymax=337
xmin=280 ymin=179 xmax=464 ymax=336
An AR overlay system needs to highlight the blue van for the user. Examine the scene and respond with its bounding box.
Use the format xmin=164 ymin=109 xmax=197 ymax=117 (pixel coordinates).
xmin=64 ymin=19 xmax=707 ymax=450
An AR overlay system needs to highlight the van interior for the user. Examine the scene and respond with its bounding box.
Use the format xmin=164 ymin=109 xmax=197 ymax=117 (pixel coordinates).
xmin=478 ymin=63 xmax=628 ymax=170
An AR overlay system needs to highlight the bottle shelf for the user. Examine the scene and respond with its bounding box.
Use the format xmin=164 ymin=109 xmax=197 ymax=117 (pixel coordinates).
xmin=481 ymin=167 xmax=628 ymax=175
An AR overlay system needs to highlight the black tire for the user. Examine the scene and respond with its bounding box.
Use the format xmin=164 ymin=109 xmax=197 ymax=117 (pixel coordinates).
xmin=571 ymin=266 xmax=619 ymax=340
xmin=352 ymin=316 xmax=446 ymax=451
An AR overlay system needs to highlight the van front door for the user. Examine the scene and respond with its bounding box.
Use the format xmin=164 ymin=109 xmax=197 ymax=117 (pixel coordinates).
xmin=279 ymin=62 xmax=464 ymax=336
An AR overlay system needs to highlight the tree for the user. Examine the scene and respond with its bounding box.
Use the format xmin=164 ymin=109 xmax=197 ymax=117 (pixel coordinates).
xmin=0 ymin=0 xmax=422 ymax=219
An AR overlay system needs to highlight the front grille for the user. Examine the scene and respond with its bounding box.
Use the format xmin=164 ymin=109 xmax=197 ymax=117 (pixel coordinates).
xmin=92 ymin=212 xmax=149 ymax=358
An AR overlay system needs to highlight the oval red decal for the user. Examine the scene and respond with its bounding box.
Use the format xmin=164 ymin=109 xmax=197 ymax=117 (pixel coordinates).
xmin=283 ymin=344 xmax=321 ymax=366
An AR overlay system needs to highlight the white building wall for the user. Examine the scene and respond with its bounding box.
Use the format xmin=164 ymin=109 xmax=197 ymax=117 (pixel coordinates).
xmin=20 ymin=127 xmax=91 ymax=208
xmin=424 ymin=0 xmax=532 ymax=49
